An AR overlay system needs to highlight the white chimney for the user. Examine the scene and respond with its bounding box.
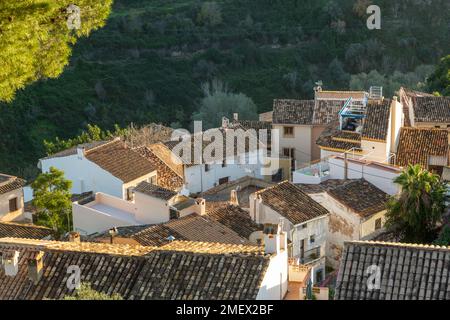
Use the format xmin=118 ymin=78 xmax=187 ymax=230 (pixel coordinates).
xmin=230 ymin=189 xmax=239 ymax=206
xmin=76 ymin=146 xmax=85 ymax=160
xmin=28 ymin=251 xmax=44 ymax=285
xmin=222 ymin=117 xmax=230 ymax=129
xmin=233 ymin=113 xmax=239 ymax=121
xmin=68 ymin=231 xmax=81 ymax=243
xmin=263 ymin=223 xmax=286 ymax=255
xmin=194 ymin=198 xmax=206 ymax=216
xmin=2 ymin=250 xmax=20 ymax=276
xmin=179 ymin=185 xmax=190 ymax=197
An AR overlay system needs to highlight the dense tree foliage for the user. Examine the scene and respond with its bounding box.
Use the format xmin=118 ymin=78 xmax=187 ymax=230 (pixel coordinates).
xmin=0 ymin=0 xmax=449 ymax=178
xmin=385 ymin=165 xmax=446 ymax=243
xmin=427 ymin=55 xmax=450 ymax=96
xmin=0 ymin=0 xmax=113 ymax=102
xmin=31 ymin=167 xmax=73 ymax=239
xmin=64 ymin=283 xmax=123 ymax=300
xmin=193 ymin=80 xmax=258 ymax=129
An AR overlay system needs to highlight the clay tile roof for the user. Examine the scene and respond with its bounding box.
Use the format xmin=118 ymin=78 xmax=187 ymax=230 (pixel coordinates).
xmin=327 ymin=179 xmax=390 ymax=218
xmin=316 ymin=125 xmax=362 ymax=152
xmin=133 ymin=181 xmax=177 ymax=200
xmin=207 ymin=204 xmax=263 ymax=239
xmin=133 ymin=146 xmax=184 ymax=191
xmin=315 ymin=90 xmax=367 ymax=100
xmin=396 ymin=127 xmax=449 ymax=168
xmin=273 ymin=99 xmax=315 ymax=125
xmin=0 ymin=238 xmax=268 ymax=300
xmin=361 ymin=99 xmax=391 ymax=141
xmin=84 ymin=140 xmax=157 ymax=183
xmin=335 ymin=241 xmax=450 ymax=300
xmin=131 ymin=213 xmax=251 ymax=246
xmin=256 ymin=181 xmax=329 ymax=225
xmin=40 ymin=140 xmax=110 ymax=160
xmin=0 ymin=223 xmax=52 ymax=239
xmin=412 ymin=96 xmax=450 ymax=123
xmin=0 ymin=174 xmax=26 ymax=195
xmin=312 ymin=100 xmax=345 ymax=125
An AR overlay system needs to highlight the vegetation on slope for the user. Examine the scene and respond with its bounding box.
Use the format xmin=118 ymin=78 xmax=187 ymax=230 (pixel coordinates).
xmin=0 ymin=0 xmax=449 ymax=178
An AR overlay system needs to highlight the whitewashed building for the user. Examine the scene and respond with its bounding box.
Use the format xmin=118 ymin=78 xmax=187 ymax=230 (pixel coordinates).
xmin=249 ymin=181 xmax=329 ymax=284
xmin=0 ymin=174 xmax=27 ymax=222
xmin=38 ymin=139 xmax=158 ymax=200
xmin=72 ymin=181 xmax=205 ymax=235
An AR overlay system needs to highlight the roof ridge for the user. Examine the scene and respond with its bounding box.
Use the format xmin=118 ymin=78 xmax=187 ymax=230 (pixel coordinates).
xmin=347 ymin=240 xmax=450 ymax=251
xmin=84 ymin=137 xmax=121 ymax=154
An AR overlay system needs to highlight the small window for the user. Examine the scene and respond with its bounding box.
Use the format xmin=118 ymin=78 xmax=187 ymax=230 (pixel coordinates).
xmin=302 ymin=223 xmax=307 ymax=229
xmin=148 ymin=175 xmax=157 ymax=185
xmin=375 ymin=218 xmax=382 ymax=230
xmin=222 ymin=160 xmax=226 ymax=168
xmin=126 ymin=188 xmax=134 ymax=201
xmin=435 ymin=125 xmax=441 ymax=129
xmin=310 ymin=235 xmax=315 ymax=244
xmin=204 ymin=164 xmax=210 ymax=172
xmin=283 ymin=126 xmax=294 ymax=137
xmin=9 ymin=198 xmax=18 ymax=212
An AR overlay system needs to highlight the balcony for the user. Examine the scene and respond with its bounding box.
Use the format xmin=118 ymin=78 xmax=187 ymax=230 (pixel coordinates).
xmin=299 ymin=246 xmax=323 ymax=265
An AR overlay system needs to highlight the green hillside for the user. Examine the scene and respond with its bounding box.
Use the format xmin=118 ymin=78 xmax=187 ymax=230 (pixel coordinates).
xmin=1 ymin=0 xmax=449 ymax=178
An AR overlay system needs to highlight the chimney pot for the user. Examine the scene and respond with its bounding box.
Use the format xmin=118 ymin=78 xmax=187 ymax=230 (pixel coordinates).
xmin=76 ymin=146 xmax=85 ymax=159
xmin=3 ymin=250 xmax=20 ymax=276
xmin=229 ymin=189 xmax=239 ymax=206
xmin=233 ymin=113 xmax=238 ymax=121
xmin=28 ymin=251 xmax=44 ymax=284
xmin=68 ymin=231 xmax=81 ymax=243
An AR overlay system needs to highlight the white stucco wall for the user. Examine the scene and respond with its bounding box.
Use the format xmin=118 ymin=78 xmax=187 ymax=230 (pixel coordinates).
xmin=134 ymin=191 xmax=169 ymax=224
xmin=328 ymin=157 xmax=400 ymax=195
xmin=273 ymin=124 xmax=312 ymax=167
xmin=0 ymin=188 xmax=24 ymax=222
xmin=256 ymin=249 xmax=289 ymax=300
xmin=40 ymin=154 xmax=125 ymax=198
xmin=184 ymin=151 xmax=264 ymax=193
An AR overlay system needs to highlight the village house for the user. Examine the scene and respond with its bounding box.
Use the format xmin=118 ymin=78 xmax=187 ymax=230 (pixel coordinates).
xmin=316 ymin=97 xmax=403 ymax=165
xmin=0 ymin=225 xmax=289 ymax=300
xmin=0 ymin=174 xmax=27 ymax=223
xmin=323 ymin=179 xmax=391 ymax=269
xmin=38 ymin=139 xmax=159 ymax=200
xmin=249 ymin=181 xmax=329 ymax=283
xmin=153 ymin=128 xmax=290 ymax=194
xmin=90 ymin=212 xmax=253 ymax=246
xmin=399 ymin=87 xmax=450 ymax=129
xmin=335 ymin=241 xmax=450 ymax=300
xmin=272 ymin=87 xmax=378 ymax=169
xmin=395 ymin=127 xmax=449 ymax=174
xmin=72 ymin=181 xmax=205 ymax=235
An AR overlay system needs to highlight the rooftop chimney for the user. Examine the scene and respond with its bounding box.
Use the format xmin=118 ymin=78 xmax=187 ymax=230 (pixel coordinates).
xmin=263 ymin=223 xmax=286 ymax=255
xmin=2 ymin=250 xmax=20 ymax=276
xmin=194 ymin=198 xmax=206 ymax=216
xmin=76 ymin=146 xmax=85 ymax=160
xmin=28 ymin=251 xmax=44 ymax=285
xmin=222 ymin=117 xmax=230 ymax=129
xmin=233 ymin=113 xmax=239 ymax=121
xmin=68 ymin=231 xmax=81 ymax=243
xmin=229 ymin=189 xmax=239 ymax=206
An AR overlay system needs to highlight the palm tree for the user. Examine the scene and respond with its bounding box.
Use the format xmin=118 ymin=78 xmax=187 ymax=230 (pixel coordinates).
xmin=385 ymin=164 xmax=446 ymax=243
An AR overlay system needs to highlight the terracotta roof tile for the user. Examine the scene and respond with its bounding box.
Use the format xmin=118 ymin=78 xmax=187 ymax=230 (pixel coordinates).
xmin=396 ymin=127 xmax=448 ymax=168
xmin=361 ymin=99 xmax=391 ymax=141
xmin=0 ymin=174 xmax=26 ymax=195
xmin=133 ymin=181 xmax=177 ymax=200
xmin=207 ymin=204 xmax=263 ymax=239
xmin=335 ymin=241 xmax=450 ymax=300
xmin=0 ymin=238 xmax=268 ymax=300
xmin=327 ymin=179 xmax=389 ymax=218
xmin=273 ymin=99 xmax=315 ymax=125
xmin=131 ymin=213 xmax=251 ymax=246
xmin=312 ymin=100 xmax=345 ymax=125
xmin=0 ymin=223 xmax=52 ymax=239
xmin=256 ymin=181 xmax=329 ymax=225
xmin=85 ymin=140 xmax=157 ymax=183
xmin=412 ymin=96 xmax=450 ymax=123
